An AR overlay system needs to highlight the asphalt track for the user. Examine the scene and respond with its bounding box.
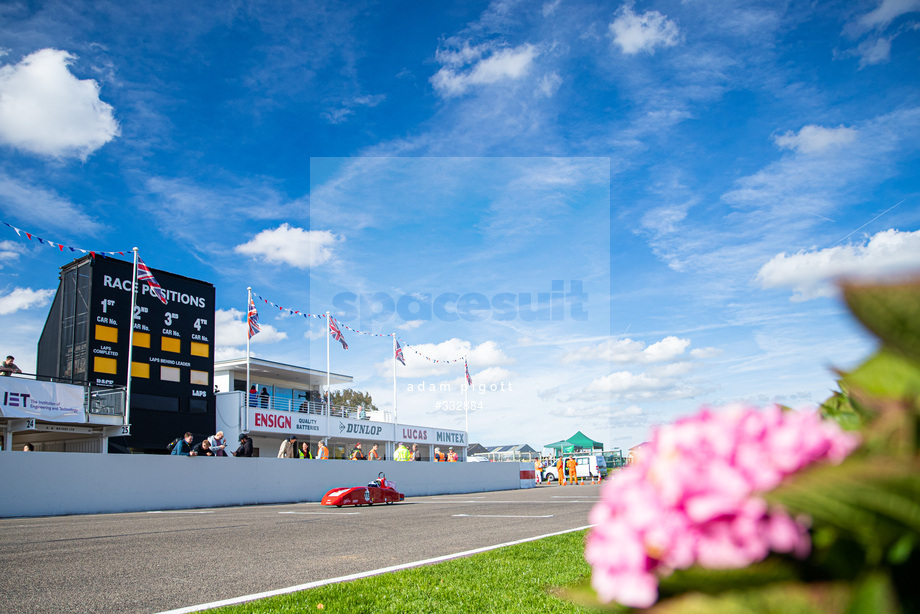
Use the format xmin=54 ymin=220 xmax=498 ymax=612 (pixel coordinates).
xmin=0 ymin=483 xmax=601 ymax=613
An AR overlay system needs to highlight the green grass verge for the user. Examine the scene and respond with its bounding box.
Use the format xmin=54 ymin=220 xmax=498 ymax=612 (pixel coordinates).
xmin=211 ymin=529 xmax=593 ymax=614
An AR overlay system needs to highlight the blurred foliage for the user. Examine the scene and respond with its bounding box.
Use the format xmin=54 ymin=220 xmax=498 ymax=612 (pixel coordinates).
xmin=565 ymin=278 xmax=920 ymax=614
xmin=328 ymin=388 xmax=379 ymax=411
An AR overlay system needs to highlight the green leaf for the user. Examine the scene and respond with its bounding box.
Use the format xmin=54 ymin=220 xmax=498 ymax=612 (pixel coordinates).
xmin=553 ymin=578 xmax=631 ymax=612
xmin=841 ymin=350 xmax=920 ymax=404
xmin=658 ymin=558 xmax=799 ymax=597
xmin=887 ymin=534 xmax=915 ymax=565
xmin=843 ymin=280 xmax=920 ymax=366
xmin=844 ymin=572 xmax=899 ymax=614
xmin=768 ymin=457 xmax=920 ymax=565
xmin=648 ymin=581 xmax=853 ymax=614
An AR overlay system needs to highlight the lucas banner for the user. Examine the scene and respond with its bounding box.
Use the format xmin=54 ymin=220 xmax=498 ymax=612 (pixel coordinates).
xmin=0 ymin=378 xmax=86 ymax=422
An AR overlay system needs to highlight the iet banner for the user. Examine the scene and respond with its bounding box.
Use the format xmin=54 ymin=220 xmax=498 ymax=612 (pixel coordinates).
xmin=0 ymin=378 xmax=85 ymax=422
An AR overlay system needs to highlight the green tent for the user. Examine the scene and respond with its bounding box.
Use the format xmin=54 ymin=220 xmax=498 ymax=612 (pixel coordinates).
xmin=543 ymin=439 xmax=575 ymax=454
xmin=564 ymin=431 xmax=603 ymax=452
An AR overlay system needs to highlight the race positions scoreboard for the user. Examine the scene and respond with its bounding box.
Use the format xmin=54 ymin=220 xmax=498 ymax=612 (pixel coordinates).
xmin=87 ymin=256 xmax=215 ymax=407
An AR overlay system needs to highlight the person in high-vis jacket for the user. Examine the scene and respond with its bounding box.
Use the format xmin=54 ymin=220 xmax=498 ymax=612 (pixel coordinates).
xmin=447 ymin=447 xmax=458 ymax=462
xmin=368 ymin=443 xmax=381 ymax=460
xmin=434 ymin=447 xmax=446 ymax=462
xmin=394 ymin=442 xmax=411 ymax=461
xmin=556 ymin=456 xmax=565 ymax=485
xmin=566 ymin=456 xmax=578 ymax=485
xmin=316 ymin=440 xmax=329 ymax=460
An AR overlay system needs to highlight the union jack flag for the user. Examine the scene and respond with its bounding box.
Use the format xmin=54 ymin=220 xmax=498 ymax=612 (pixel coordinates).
xmin=248 ymin=296 xmax=260 ymax=338
xmin=328 ymin=315 xmax=348 ymax=350
xmin=137 ymin=256 xmax=167 ymax=305
xmin=395 ymin=340 xmax=406 ymax=365
xmin=465 ymin=359 xmax=472 ymax=386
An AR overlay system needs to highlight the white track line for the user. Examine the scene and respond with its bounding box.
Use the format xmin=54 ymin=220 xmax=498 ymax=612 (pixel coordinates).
xmin=146 ymin=510 xmax=215 ymax=514
xmin=154 ymin=524 xmax=593 ymax=614
xmin=279 ymin=511 xmax=360 ymax=515
xmin=453 ymin=514 xmax=554 ymax=518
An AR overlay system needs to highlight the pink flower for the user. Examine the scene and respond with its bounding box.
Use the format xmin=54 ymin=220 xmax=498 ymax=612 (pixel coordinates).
xmin=585 ymin=404 xmax=858 ymax=608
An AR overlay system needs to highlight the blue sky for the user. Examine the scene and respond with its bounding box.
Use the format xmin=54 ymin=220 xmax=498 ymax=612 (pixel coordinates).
xmin=1 ymin=0 xmax=919 ymax=451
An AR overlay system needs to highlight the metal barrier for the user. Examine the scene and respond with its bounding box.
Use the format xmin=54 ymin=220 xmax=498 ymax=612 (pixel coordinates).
xmin=88 ymin=388 xmax=125 ymax=416
xmin=244 ymin=396 xmax=381 ymax=421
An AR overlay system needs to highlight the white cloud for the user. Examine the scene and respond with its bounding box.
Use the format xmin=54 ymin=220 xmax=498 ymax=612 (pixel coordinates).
xmin=840 ymin=0 xmax=919 ymax=67
xmin=587 ymin=370 xmax=660 ymax=393
xmin=397 ymin=319 xmax=425 ymax=331
xmin=643 ymin=336 xmax=691 ymax=362
xmin=856 ymin=36 xmax=894 ymax=67
xmin=756 ymin=228 xmax=920 ymax=301
xmin=322 ymin=93 xmax=386 ymax=124
xmin=535 ymin=72 xmax=562 ymax=98
xmin=609 ymin=5 xmax=680 ymax=55
xmin=0 ymin=240 xmax=20 ymax=267
xmin=431 ymin=43 xmax=538 ymax=97
xmin=642 ymin=203 xmax=690 ymax=235
xmin=542 ymin=0 xmax=562 ymax=17
xmin=0 ymin=173 xmax=104 ymax=234
xmin=378 ymin=338 xmax=513 ymax=378
xmin=773 ymin=124 xmax=858 ymax=154
xmin=646 ymin=361 xmax=694 ymax=378
xmin=0 ymin=287 xmax=54 ymax=315
xmin=562 ymin=335 xmax=691 ymax=364
xmin=690 ymin=347 xmax=723 ymax=359
xmin=234 ymin=224 xmax=338 ymax=269
xmin=0 ymin=49 xmax=119 ymax=159
xmin=851 ymin=0 xmax=920 ymax=35
xmin=577 ymin=369 xmax=704 ymax=402
xmin=303 ymin=328 xmax=326 ymax=341
xmin=215 ymin=307 xmax=287 ymax=349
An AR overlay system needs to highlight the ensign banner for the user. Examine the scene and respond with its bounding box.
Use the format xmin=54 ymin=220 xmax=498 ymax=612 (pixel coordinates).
xmin=0 ymin=378 xmax=86 ymax=422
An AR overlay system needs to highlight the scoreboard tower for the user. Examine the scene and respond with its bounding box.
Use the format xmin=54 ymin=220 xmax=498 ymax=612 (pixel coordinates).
xmin=38 ymin=255 xmax=216 ymax=452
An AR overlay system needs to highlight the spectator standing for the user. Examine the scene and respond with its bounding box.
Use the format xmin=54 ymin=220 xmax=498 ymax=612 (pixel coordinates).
xmin=447 ymin=447 xmax=458 ymax=462
xmin=191 ymin=439 xmax=213 ymax=457
xmin=259 ymin=387 xmax=270 ymax=409
xmin=233 ymin=433 xmax=253 ymax=457
xmin=434 ymin=447 xmax=445 ymax=462
xmin=368 ymin=443 xmax=380 ymax=460
xmin=566 ymin=456 xmax=578 ymax=485
xmin=207 ymin=431 xmax=228 ymax=457
xmin=316 ymin=440 xmax=329 ymax=459
xmin=22 ymin=443 xmax=34 ymax=451
xmin=171 ymin=432 xmax=194 ymax=456
xmin=0 ymin=356 xmax=21 ymax=376
xmin=350 ymin=442 xmax=366 ymax=460
xmin=299 ymin=442 xmax=313 ymax=459
xmin=277 ymin=435 xmax=297 ymax=458
xmin=411 ymin=443 xmax=421 ymax=461
xmin=248 ymin=385 xmax=258 ymax=407
xmin=394 ymin=442 xmax=411 ymax=461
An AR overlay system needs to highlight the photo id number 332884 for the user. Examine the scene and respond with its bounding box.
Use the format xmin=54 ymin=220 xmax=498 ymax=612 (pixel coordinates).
xmin=436 ymin=400 xmax=483 ymax=411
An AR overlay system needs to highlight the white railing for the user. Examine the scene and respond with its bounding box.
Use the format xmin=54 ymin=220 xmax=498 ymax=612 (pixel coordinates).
xmin=245 ymin=396 xmax=387 ymax=421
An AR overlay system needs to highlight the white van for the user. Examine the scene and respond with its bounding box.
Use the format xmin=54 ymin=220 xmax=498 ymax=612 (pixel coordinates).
xmin=542 ymin=454 xmax=607 ymax=482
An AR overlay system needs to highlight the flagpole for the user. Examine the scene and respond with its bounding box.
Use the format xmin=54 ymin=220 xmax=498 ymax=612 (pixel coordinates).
xmin=464 ymin=357 xmax=469 ymax=435
xmin=245 ymin=287 xmax=252 ymax=432
xmin=125 ymin=247 xmax=139 ymax=433
xmin=392 ymin=333 xmax=398 ymax=425
xmin=326 ymin=310 xmax=331 ymax=437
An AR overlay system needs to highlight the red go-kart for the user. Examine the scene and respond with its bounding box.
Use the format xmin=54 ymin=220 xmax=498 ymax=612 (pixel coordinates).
xmin=320 ymin=472 xmax=405 ymax=507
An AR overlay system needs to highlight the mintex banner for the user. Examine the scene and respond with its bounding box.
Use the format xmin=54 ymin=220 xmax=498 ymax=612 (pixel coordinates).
xmin=0 ymin=378 xmax=85 ymax=422
xmin=396 ymin=424 xmax=466 ymax=446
